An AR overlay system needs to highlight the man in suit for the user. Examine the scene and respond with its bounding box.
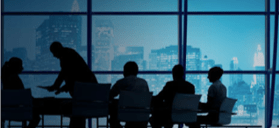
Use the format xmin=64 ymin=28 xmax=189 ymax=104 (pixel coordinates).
xmin=150 ymin=64 xmax=195 ymax=128
xmin=189 ymin=66 xmax=227 ymax=128
xmin=109 ymin=61 xmax=149 ymax=128
xmin=46 ymin=41 xmax=98 ymax=128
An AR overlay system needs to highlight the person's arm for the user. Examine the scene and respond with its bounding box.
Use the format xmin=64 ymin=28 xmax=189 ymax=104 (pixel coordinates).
xmin=155 ymin=82 xmax=169 ymax=101
xmin=190 ymin=83 xmax=195 ymax=94
xmin=109 ymin=81 xmax=120 ymax=100
xmin=206 ymin=85 xmax=216 ymax=109
xmin=47 ymin=71 xmax=64 ymax=91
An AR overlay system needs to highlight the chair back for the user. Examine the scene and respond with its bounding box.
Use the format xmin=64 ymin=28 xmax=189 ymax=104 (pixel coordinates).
xmin=1 ymin=89 xmax=33 ymax=121
xmin=171 ymin=93 xmax=201 ymax=123
xmin=72 ymin=82 xmax=111 ymax=117
xmin=118 ymin=90 xmax=153 ymax=122
xmin=217 ymin=97 xmax=237 ymax=124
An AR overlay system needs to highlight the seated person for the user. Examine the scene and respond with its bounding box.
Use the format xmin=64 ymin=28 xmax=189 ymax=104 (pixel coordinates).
xmin=189 ymin=67 xmax=227 ymax=128
xmin=1 ymin=57 xmax=41 ymax=128
xmin=150 ymin=64 xmax=195 ymax=128
xmin=109 ymin=61 xmax=149 ymax=128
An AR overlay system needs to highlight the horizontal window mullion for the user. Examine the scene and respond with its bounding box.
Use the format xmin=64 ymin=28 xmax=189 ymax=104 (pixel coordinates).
xmin=187 ymin=12 xmax=274 ymax=15
xmin=185 ymin=71 xmax=269 ymax=74
xmin=2 ymin=12 xmax=87 ymax=15
xmin=21 ymin=70 xmax=271 ymax=74
xmin=2 ymin=12 xmax=276 ymax=16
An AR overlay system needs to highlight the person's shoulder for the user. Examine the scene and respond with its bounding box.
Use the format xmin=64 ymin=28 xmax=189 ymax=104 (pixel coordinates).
xmin=116 ymin=77 xmax=126 ymax=83
xmin=64 ymin=47 xmax=77 ymax=53
xmin=209 ymin=83 xmax=217 ymax=90
xmin=137 ymin=77 xmax=148 ymax=83
xmin=184 ymin=80 xmax=194 ymax=85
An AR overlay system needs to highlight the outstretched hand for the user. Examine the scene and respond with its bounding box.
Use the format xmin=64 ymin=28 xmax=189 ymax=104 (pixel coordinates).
xmin=37 ymin=85 xmax=57 ymax=92
xmin=54 ymin=86 xmax=68 ymax=95
xmin=45 ymin=86 xmax=57 ymax=92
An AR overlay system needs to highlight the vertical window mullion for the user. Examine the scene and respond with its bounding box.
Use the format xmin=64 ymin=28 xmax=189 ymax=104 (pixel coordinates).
xmin=183 ymin=0 xmax=188 ymax=79
xmin=87 ymin=0 xmax=93 ymax=128
xmin=265 ymin=0 xmax=271 ymax=127
xmin=88 ymin=0 xmax=92 ymax=71
xmin=270 ymin=0 xmax=279 ymax=127
xmin=1 ymin=0 xmax=4 ymax=66
xmin=178 ymin=0 xmax=183 ymax=68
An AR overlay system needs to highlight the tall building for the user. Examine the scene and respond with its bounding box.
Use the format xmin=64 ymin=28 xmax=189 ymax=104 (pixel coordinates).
xmin=230 ymin=57 xmax=243 ymax=86
xmin=92 ymin=19 xmax=114 ymax=82
xmin=148 ymin=45 xmax=178 ymax=94
xmin=186 ymin=46 xmax=201 ymax=93
xmin=92 ymin=19 xmax=114 ymax=70
xmin=149 ymin=45 xmax=178 ymax=70
xmin=35 ymin=0 xmax=82 ymax=70
xmin=251 ymin=45 xmax=265 ymax=106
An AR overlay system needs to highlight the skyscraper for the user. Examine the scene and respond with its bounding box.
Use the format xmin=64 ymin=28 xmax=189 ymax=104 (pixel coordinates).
xmin=149 ymin=45 xmax=178 ymax=70
xmin=35 ymin=0 xmax=82 ymax=70
xmin=186 ymin=46 xmax=201 ymax=93
xmin=230 ymin=57 xmax=243 ymax=86
xmin=148 ymin=45 xmax=178 ymax=94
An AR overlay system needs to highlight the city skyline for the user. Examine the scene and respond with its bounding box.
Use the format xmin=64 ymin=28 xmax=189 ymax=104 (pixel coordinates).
xmin=2 ymin=0 xmax=279 ymax=127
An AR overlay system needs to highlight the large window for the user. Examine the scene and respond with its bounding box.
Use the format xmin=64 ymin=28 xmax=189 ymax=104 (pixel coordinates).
xmin=1 ymin=0 xmax=278 ymax=127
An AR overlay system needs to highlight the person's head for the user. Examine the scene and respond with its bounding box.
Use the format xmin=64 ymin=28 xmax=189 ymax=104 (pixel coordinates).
xmin=50 ymin=41 xmax=63 ymax=58
xmin=123 ymin=61 xmax=138 ymax=77
xmin=7 ymin=57 xmax=23 ymax=74
xmin=172 ymin=64 xmax=184 ymax=80
xmin=208 ymin=66 xmax=223 ymax=82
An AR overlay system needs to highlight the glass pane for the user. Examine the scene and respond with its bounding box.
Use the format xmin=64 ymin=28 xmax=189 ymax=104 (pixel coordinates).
xmin=272 ymin=75 xmax=279 ymax=127
xmin=187 ymin=16 xmax=265 ymax=71
xmin=275 ymin=16 xmax=279 ymax=71
xmin=92 ymin=0 xmax=178 ymax=12
xmin=271 ymin=15 xmax=275 ymax=70
xmin=92 ymin=16 xmax=178 ymax=71
xmin=3 ymin=16 xmax=87 ymax=71
xmin=3 ymin=0 xmax=87 ymax=12
xmin=186 ymin=74 xmax=265 ymax=125
xmin=96 ymin=74 xmax=172 ymax=95
xmin=271 ymin=0 xmax=276 ymax=12
xmin=188 ymin=0 xmax=265 ymax=12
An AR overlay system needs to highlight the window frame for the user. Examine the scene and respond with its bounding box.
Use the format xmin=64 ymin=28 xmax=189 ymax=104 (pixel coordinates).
xmin=1 ymin=0 xmax=278 ymax=127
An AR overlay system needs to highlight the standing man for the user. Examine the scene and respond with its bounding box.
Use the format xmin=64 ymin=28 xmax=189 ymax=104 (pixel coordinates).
xmin=46 ymin=41 xmax=98 ymax=128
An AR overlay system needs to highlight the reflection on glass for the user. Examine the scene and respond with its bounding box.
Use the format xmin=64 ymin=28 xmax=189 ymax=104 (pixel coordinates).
xmin=186 ymin=74 xmax=265 ymax=125
xmin=92 ymin=0 xmax=177 ymax=12
xmin=188 ymin=0 xmax=265 ymax=12
xmin=92 ymin=16 xmax=178 ymax=71
xmin=3 ymin=16 xmax=87 ymax=71
xmin=4 ymin=0 xmax=87 ymax=12
xmin=187 ymin=16 xmax=265 ymax=70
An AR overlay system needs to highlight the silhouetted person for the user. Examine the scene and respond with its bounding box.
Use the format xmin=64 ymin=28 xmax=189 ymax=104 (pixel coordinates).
xmin=46 ymin=41 xmax=98 ymax=128
xmin=189 ymin=67 xmax=227 ymax=128
xmin=150 ymin=64 xmax=195 ymax=128
xmin=1 ymin=57 xmax=41 ymax=128
xmin=109 ymin=61 xmax=149 ymax=128
xmin=46 ymin=41 xmax=98 ymax=96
